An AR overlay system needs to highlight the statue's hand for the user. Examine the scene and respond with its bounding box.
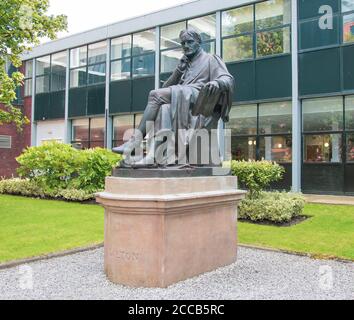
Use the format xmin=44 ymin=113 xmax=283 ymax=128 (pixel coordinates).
xmin=205 ymin=81 xmax=220 ymax=96
xmin=177 ymin=55 xmax=189 ymax=72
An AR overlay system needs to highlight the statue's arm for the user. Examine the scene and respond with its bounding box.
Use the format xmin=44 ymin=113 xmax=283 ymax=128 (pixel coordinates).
xmin=161 ymin=68 xmax=183 ymax=88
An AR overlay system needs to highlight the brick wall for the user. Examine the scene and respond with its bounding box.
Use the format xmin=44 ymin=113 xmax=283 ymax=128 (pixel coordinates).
xmin=0 ymin=97 xmax=31 ymax=178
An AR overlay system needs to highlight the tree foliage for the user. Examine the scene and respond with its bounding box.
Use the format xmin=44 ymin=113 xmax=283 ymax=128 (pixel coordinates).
xmin=0 ymin=0 xmax=67 ymax=129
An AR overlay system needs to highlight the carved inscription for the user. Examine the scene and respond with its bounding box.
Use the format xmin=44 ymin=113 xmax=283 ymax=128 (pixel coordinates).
xmin=108 ymin=248 xmax=141 ymax=262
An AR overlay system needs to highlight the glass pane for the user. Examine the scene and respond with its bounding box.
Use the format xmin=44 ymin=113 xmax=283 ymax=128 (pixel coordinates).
xmin=24 ymin=79 xmax=32 ymax=97
xmin=342 ymin=0 xmax=354 ymax=13
xmin=36 ymin=75 xmax=50 ymax=94
xmin=111 ymin=35 xmax=132 ymax=60
xmin=132 ymin=54 xmax=155 ymax=77
xmin=113 ymin=115 xmax=134 ymax=146
xmin=223 ymin=35 xmax=253 ymax=62
xmin=345 ymin=95 xmax=354 ymax=130
xmin=36 ymin=56 xmax=50 ymax=76
xmin=259 ymin=136 xmax=292 ymax=162
xmin=347 ymin=134 xmax=354 ymax=162
xmin=111 ymin=59 xmax=131 ymax=81
xmin=257 ymin=27 xmax=290 ymax=57
xmin=226 ymin=104 xmax=257 ymax=135
xmin=51 ymin=51 xmax=67 ymax=92
xmin=90 ymin=118 xmax=105 ymax=142
xmin=70 ymin=68 xmax=87 ymax=88
xmin=25 ymin=60 xmax=33 ymax=78
xmin=188 ymin=14 xmax=216 ymax=41
xmin=87 ymin=63 xmax=106 ymax=85
xmin=231 ymin=136 xmax=257 ymax=161
xmin=160 ymin=22 xmax=186 ymax=50
xmin=70 ymin=46 xmax=87 ymax=68
xmin=256 ymin=0 xmax=291 ymax=30
xmin=161 ymin=48 xmax=183 ymax=73
xmin=222 ymin=5 xmax=254 ymax=36
xmin=133 ymin=29 xmax=155 ymax=55
xmin=134 ymin=113 xmax=143 ymax=128
xmin=259 ymin=101 xmax=292 ymax=134
xmin=88 ymin=41 xmax=107 ymax=65
xmin=303 ymin=97 xmax=343 ymax=132
xmin=202 ymin=41 xmax=216 ymax=54
xmin=72 ymin=119 xmax=89 ymax=142
xmin=343 ymin=13 xmax=354 ymax=43
xmin=304 ymin=134 xmax=342 ymax=163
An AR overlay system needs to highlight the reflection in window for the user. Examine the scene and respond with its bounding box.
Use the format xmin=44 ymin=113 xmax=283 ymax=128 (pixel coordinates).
xmin=161 ymin=48 xmax=184 ymax=73
xmin=111 ymin=35 xmax=132 ymax=60
xmin=24 ymin=79 xmax=32 ymax=97
xmin=161 ymin=22 xmax=186 ymax=50
xmin=347 ymin=134 xmax=354 ymax=162
xmin=133 ymin=54 xmax=155 ymax=77
xmin=259 ymin=136 xmax=292 ymax=162
xmin=70 ymin=68 xmax=87 ymax=88
xmin=88 ymin=41 xmax=107 ymax=65
xmin=36 ymin=56 xmax=50 ymax=76
xmin=223 ymin=35 xmax=253 ymax=62
xmin=257 ymin=27 xmax=290 ymax=57
xmin=51 ymin=51 xmax=67 ymax=92
xmin=90 ymin=117 xmax=105 ymax=145
xmin=259 ymin=101 xmax=292 ymax=134
xmin=70 ymin=46 xmax=87 ymax=68
xmin=342 ymin=0 xmax=354 ymax=13
xmin=133 ymin=29 xmax=155 ymax=55
xmin=222 ymin=5 xmax=254 ymax=36
xmin=304 ymin=134 xmax=342 ymax=163
xmin=87 ymin=63 xmax=106 ymax=85
xmin=227 ymin=104 xmax=257 ymax=135
xmin=72 ymin=119 xmax=89 ymax=147
xmin=345 ymin=95 xmax=354 ymax=130
xmin=201 ymin=41 xmax=216 ymax=54
xmin=303 ymin=97 xmax=343 ymax=132
xmin=231 ymin=136 xmax=257 ymax=161
xmin=111 ymin=59 xmax=131 ymax=81
xmin=25 ymin=60 xmax=33 ymax=78
xmin=36 ymin=75 xmax=50 ymax=94
xmin=113 ymin=115 xmax=134 ymax=147
xmin=188 ymin=14 xmax=216 ymax=42
xmin=343 ymin=13 xmax=354 ymax=43
xmin=255 ymin=0 xmax=291 ymax=30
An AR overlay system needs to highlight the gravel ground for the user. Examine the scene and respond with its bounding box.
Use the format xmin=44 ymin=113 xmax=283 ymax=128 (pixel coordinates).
xmin=0 ymin=247 xmax=353 ymax=300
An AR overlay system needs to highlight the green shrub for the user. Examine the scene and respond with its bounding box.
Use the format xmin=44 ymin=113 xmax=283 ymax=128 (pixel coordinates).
xmin=238 ymin=191 xmax=306 ymax=223
xmin=0 ymin=178 xmax=45 ymax=197
xmin=231 ymin=160 xmax=285 ymax=198
xmin=16 ymin=142 xmax=121 ymax=193
xmin=57 ymin=189 xmax=94 ymax=201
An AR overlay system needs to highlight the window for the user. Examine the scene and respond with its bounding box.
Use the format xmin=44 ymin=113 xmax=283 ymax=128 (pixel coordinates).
xmin=24 ymin=60 xmax=33 ymax=97
xmin=345 ymin=95 xmax=354 ymax=130
xmin=132 ymin=29 xmax=155 ymax=78
xmin=302 ymin=97 xmax=343 ymax=132
xmin=227 ymin=101 xmax=292 ymax=163
xmin=222 ymin=5 xmax=254 ymax=62
xmin=111 ymin=58 xmax=131 ymax=81
xmin=304 ymin=134 xmax=342 ymax=163
xmin=256 ymin=27 xmax=290 ymax=57
xmin=51 ymin=51 xmax=67 ymax=91
xmin=72 ymin=118 xmax=105 ymax=149
xmin=0 ymin=135 xmax=11 ymax=149
xmin=346 ymin=134 xmax=354 ymax=162
xmin=111 ymin=35 xmax=132 ymax=81
xmin=36 ymin=55 xmax=51 ymax=94
xmin=342 ymin=0 xmax=354 ymax=13
xmin=343 ymin=13 xmax=354 ymax=43
xmin=188 ymin=14 xmax=216 ymax=54
xmin=70 ymin=46 xmax=87 ymax=68
xmin=161 ymin=48 xmax=184 ymax=73
xmin=113 ymin=114 xmax=136 ymax=147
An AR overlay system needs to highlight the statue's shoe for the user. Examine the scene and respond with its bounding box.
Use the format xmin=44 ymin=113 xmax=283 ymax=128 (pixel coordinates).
xmin=112 ymin=138 xmax=142 ymax=155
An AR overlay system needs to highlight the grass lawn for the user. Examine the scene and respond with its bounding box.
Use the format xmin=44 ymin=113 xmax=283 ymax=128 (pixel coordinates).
xmin=0 ymin=195 xmax=104 ymax=263
xmin=239 ymin=203 xmax=354 ymax=261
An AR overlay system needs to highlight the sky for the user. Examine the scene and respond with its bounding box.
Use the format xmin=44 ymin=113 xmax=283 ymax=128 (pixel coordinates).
xmin=46 ymin=0 xmax=192 ymax=41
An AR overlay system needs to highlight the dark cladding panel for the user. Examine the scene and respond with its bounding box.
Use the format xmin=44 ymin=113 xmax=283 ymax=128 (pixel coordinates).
xmin=87 ymin=84 xmax=105 ymax=116
xmin=109 ymin=80 xmax=132 ymax=114
xmin=34 ymin=93 xmax=50 ymax=121
xmin=298 ymin=0 xmax=340 ymax=20
xmin=227 ymin=61 xmax=256 ymax=102
xmin=343 ymin=45 xmax=354 ymax=91
xmin=49 ymin=90 xmax=65 ymax=120
xmin=299 ymin=48 xmax=341 ymax=96
xmin=256 ymin=55 xmax=292 ymax=100
xmin=132 ymin=76 xmax=155 ymax=112
xmin=69 ymin=87 xmax=87 ymax=118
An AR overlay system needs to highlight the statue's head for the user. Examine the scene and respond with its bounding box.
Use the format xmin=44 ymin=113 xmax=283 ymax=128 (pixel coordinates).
xmin=179 ymin=28 xmax=202 ymax=58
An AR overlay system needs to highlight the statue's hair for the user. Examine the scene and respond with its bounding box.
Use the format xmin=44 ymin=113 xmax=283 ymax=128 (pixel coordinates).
xmin=179 ymin=28 xmax=202 ymax=44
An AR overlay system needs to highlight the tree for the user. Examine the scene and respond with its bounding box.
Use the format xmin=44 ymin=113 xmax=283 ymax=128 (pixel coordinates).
xmin=0 ymin=0 xmax=67 ymax=130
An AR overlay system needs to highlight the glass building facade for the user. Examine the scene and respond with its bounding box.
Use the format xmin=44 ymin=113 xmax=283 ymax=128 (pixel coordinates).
xmin=21 ymin=0 xmax=354 ymax=194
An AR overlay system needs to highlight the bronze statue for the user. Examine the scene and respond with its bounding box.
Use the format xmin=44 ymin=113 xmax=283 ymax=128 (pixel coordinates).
xmin=113 ymin=28 xmax=234 ymax=168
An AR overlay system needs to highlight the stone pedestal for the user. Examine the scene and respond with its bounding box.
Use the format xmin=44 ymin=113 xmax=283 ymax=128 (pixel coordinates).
xmin=96 ymin=175 xmax=246 ymax=288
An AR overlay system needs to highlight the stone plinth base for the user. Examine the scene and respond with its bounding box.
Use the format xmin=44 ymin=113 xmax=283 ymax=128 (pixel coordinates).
xmin=96 ymin=175 xmax=246 ymax=288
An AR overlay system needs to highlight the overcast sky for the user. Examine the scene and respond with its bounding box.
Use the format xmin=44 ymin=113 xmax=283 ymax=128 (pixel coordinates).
xmin=47 ymin=0 xmax=191 ymax=41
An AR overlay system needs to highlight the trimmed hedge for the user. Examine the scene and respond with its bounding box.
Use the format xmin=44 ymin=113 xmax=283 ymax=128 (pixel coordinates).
xmin=238 ymin=191 xmax=306 ymax=223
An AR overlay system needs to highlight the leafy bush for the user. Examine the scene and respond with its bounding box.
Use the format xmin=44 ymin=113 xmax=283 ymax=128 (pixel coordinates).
xmin=238 ymin=192 xmax=306 ymax=223
xmin=16 ymin=141 xmax=121 ymax=193
xmin=231 ymin=160 xmax=285 ymax=198
xmin=0 ymin=178 xmax=94 ymax=201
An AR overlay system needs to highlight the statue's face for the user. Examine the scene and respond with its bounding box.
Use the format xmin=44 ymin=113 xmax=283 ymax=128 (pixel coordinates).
xmin=180 ymin=33 xmax=201 ymax=58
